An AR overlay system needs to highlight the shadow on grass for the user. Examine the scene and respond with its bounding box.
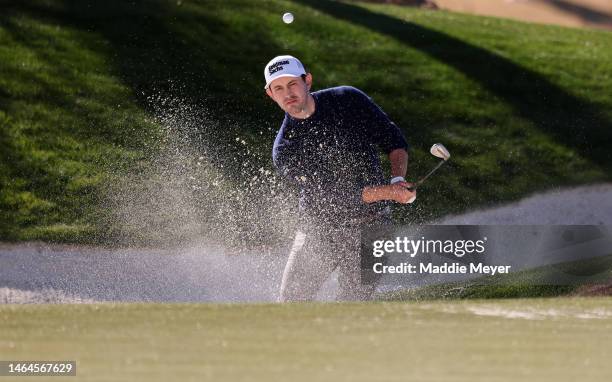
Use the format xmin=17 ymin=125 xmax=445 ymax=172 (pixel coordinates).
xmin=60 ymin=0 xmax=288 ymax=154
xmin=0 ymin=12 xmax=147 ymax=237
xmin=1 ymin=0 xmax=306 ymax=244
xmin=294 ymin=0 xmax=612 ymax=170
xmin=2 ymin=0 xmax=299 ymax=179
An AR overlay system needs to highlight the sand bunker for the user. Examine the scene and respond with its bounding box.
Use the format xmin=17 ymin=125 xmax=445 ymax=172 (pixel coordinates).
xmin=1 ymin=183 xmax=610 ymax=303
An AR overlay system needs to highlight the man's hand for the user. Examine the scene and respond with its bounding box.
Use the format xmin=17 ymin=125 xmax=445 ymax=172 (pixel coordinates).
xmin=362 ymin=183 xmax=417 ymax=204
xmin=392 ymin=181 xmax=417 ymax=203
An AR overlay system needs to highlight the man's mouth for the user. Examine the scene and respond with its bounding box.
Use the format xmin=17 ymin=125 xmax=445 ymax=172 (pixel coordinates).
xmin=285 ymin=99 xmax=298 ymax=106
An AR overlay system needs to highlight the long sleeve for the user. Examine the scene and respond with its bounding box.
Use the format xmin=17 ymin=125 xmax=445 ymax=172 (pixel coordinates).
xmin=350 ymin=87 xmax=409 ymax=154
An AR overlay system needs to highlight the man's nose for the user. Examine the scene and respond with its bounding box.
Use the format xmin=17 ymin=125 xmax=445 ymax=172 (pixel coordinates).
xmin=284 ymin=89 xmax=296 ymax=99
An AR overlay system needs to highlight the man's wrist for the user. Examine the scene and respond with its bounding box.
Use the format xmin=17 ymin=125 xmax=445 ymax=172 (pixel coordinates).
xmin=390 ymin=176 xmax=405 ymax=184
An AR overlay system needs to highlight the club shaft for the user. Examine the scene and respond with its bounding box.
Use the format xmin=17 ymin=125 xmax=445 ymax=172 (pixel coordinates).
xmin=406 ymin=160 xmax=445 ymax=191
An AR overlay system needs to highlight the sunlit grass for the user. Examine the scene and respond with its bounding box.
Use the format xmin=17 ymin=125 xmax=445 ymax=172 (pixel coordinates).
xmin=1 ymin=0 xmax=612 ymax=244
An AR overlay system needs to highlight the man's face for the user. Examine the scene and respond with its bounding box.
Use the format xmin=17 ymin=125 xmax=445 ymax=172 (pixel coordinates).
xmin=266 ymin=74 xmax=312 ymax=116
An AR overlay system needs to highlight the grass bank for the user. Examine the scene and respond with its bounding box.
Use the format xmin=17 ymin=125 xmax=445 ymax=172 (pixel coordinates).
xmin=2 ymin=0 xmax=612 ymax=244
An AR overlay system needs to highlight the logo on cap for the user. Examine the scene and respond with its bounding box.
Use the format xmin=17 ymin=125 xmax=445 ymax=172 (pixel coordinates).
xmin=264 ymin=55 xmax=306 ymax=89
xmin=269 ymin=60 xmax=290 ymax=75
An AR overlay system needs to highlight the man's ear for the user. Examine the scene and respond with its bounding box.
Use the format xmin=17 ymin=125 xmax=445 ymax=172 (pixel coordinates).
xmin=305 ymin=73 xmax=313 ymax=90
xmin=265 ymin=87 xmax=273 ymax=99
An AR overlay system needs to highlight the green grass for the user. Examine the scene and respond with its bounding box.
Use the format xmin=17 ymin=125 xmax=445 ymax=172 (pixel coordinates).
xmin=2 ymin=300 xmax=612 ymax=381
xmin=2 ymin=0 xmax=612 ymax=244
xmin=0 ymin=1 xmax=163 ymax=243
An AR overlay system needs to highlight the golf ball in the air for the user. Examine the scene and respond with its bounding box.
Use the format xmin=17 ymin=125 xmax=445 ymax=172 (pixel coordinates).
xmin=282 ymin=12 xmax=294 ymax=24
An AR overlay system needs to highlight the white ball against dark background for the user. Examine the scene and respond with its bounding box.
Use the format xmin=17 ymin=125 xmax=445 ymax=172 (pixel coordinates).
xmin=282 ymin=12 xmax=294 ymax=24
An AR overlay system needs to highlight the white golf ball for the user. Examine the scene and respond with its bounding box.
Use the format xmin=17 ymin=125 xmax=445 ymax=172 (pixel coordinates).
xmin=282 ymin=12 xmax=294 ymax=24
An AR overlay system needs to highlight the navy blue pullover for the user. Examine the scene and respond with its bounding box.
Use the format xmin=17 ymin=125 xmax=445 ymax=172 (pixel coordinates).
xmin=272 ymin=86 xmax=408 ymax=225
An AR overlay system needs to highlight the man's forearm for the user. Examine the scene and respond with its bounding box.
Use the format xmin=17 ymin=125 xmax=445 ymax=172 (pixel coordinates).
xmin=361 ymin=148 xmax=414 ymax=204
xmin=389 ymin=148 xmax=408 ymax=178
xmin=362 ymin=185 xmax=390 ymax=204
xmin=362 ymin=183 xmax=415 ymax=204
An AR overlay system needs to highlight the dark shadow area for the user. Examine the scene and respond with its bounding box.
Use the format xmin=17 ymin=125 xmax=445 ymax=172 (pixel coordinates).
xmin=539 ymin=0 xmax=612 ymax=28
xmin=294 ymin=0 xmax=612 ymax=169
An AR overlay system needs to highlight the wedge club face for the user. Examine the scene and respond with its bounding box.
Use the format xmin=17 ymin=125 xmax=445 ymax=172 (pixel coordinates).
xmin=430 ymin=143 xmax=450 ymax=161
xmin=406 ymin=143 xmax=451 ymax=191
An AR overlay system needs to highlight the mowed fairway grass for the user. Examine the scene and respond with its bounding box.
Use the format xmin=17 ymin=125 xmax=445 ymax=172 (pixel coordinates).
xmin=2 ymin=299 xmax=612 ymax=381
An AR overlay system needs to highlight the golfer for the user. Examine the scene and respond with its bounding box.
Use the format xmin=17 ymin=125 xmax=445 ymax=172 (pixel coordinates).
xmin=265 ymin=55 xmax=416 ymax=301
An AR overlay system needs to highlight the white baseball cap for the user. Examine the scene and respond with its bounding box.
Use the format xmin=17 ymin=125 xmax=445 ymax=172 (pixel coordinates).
xmin=263 ymin=55 xmax=306 ymax=89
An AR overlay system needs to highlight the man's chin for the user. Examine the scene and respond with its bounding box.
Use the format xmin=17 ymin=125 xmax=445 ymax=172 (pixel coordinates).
xmin=285 ymin=105 xmax=302 ymax=114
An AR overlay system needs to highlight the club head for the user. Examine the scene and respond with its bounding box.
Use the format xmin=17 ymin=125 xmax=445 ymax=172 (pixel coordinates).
xmin=430 ymin=143 xmax=450 ymax=161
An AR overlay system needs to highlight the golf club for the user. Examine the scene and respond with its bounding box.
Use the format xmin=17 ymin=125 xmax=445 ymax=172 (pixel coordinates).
xmin=405 ymin=143 xmax=450 ymax=191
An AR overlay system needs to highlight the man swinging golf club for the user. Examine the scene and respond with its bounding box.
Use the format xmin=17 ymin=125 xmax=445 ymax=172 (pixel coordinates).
xmin=265 ymin=55 xmax=416 ymax=301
